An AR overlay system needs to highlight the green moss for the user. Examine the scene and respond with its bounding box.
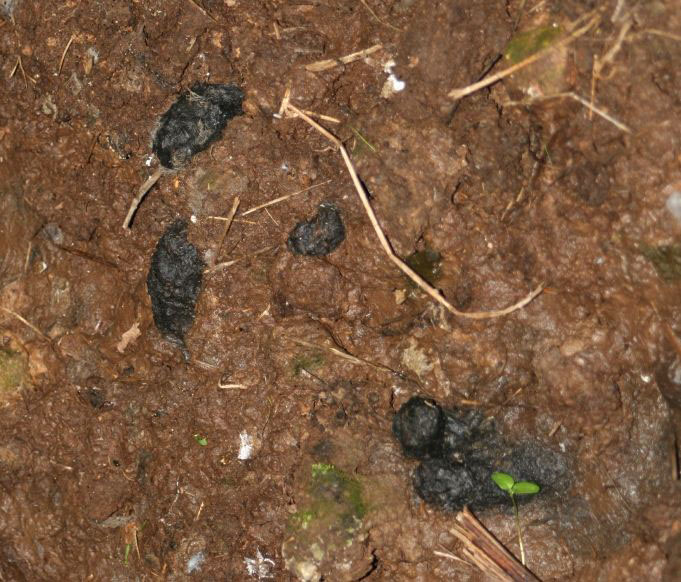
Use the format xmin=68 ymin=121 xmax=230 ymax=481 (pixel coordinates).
xmin=504 ymin=26 xmax=562 ymax=63
xmin=289 ymin=463 xmax=366 ymax=535
xmin=0 ymin=349 xmax=27 ymax=396
xmin=405 ymin=249 xmax=442 ymax=286
xmin=311 ymin=463 xmax=336 ymax=478
xmin=291 ymin=352 xmax=324 ymax=376
xmin=290 ymin=509 xmax=317 ymax=530
xmin=310 ymin=464 xmax=366 ymax=519
xmin=641 ymin=244 xmax=681 ymax=281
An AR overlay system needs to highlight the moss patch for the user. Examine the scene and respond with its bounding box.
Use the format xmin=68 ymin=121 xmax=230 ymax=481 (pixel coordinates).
xmin=641 ymin=244 xmax=681 ymax=281
xmin=504 ymin=25 xmax=562 ymax=63
xmin=289 ymin=463 xmax=366 ymax=534
xmin=0 ymin=348 xmax=28 ymax=399
xmin=291 ymin=352 xmax=324 ymax=377
xmin=405 ymin=249 xmax=441 ymax=286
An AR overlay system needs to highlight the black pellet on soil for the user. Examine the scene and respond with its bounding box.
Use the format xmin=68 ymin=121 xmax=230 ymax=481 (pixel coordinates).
xmin=147 ymin=220 xmax=205 ymax=350
xmin=393 ymin=396 xmax=571 ymax=512
xmin=287 ymin=202 xmax=346 ymax=256
xmin=413 ymin=458 xmax=507 ymax=511
xmin=152 ymin=83 xmax=244 ymax=169
xmin=392 ymin=396 xmax=446 ymax=458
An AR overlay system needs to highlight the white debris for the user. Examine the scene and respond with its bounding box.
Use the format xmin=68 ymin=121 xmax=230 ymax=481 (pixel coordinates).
xmin=665 ymin=189 xmax=681 ymax=222
xmin=187 ymin=551 xmax=205 ymax=574
xmin=387 ymin=73 xmax=406 ymax=92
xmin=85 ymin=47 xmax=100 ymax=64
xmin=244 ymin=547 xmax=275 ymax=579
xmin=381 ymin=59 xmax=406 ymax=98
xmin=238 ymin=431 xmax=254 ymax=460
xmin=116 ymin=321 xmax=141 ymax=353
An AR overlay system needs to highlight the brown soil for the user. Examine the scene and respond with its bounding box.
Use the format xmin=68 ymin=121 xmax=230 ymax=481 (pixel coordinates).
xmin=2 ymin=0 xmax=681 ymax=580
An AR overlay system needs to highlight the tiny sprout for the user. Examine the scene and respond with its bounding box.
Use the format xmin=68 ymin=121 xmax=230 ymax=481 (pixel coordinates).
xmin=491 ymin=471 xmax=540 ymax=567
xmin=193 ymin=434 xmax=208 ymax=446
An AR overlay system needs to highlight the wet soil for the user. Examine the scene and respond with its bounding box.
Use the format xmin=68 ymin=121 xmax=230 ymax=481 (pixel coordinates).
xmin=2 ymin=0 xmax=681 ymax=580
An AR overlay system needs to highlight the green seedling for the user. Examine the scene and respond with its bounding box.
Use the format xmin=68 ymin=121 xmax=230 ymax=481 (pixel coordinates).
xmin=193 ymin=434 xmax=208 ymax=446
xmin=491 ymin=472 xmax=540 ymax=566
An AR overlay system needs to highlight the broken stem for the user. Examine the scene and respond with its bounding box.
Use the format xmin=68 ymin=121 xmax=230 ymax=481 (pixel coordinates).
xmin=284 ymin=103 xmax=544 ymax=320
xmin=58 ymin=34 xmax=76 ymax=75
xmin=448 ymin=13 xmax=599 ymax=100
xmin=122 ymin=167 xmax=163 ymax=229
xmin=214 ymin=196 xmax=240 ymax=263
xmin=0 ymin=306 xmax=50 ymax=341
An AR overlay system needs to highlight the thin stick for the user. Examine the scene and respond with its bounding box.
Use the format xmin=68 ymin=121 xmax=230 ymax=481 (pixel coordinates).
xmin=277 ymin=85 xmax=292 ymax=117
xmin=17 ymin=56 xmax=33 ymax=85
xmin=241 ymin=180 xmax=332 ymax=216
xmin=286 ymin=104 xmax=544 ymax=320
xmin=214 ymin=196 xmax=240 ymax=263
xmin=305 ymin=44 xmax=383 ymax=72
xmin=642 ymin=28 xmax=681 ymax=42
xmin=218 ymin=382 xmax=248 ymax=390
xmin=298 ymin=109 xmax=341 ymax=124
xmin=448 ymin=14 xmax=599 ymax=100
xmin=286 ymin=105 xmax=341 ymax=146
xmin=24 ymin=242 xmax=32 ymax=273
xmin=0 ymin=306 xmax=50 ymax=341
xmin=186 ymin=0 xmax=217 ymax=21
xmin=122 ymin=168 xmax=163 ymax=229
xmin=282 ymin=335 xmax=394 ymax=373
xmin=590 ymin=18 xmax=632 ymax=119
xmin=503 ymin=91 xmax=630 ymax=133
xmin=9 ymin=56 xmax=19 ymax=79
xmin=194 ymin=501 xmax=205 ymax=521
xmin=565 ymin=91 xmax=630 ymax=132
xmin=209 ymin=245 xmax=279 ymax=272
xmin=433 ymin=549 xmax=473 ymax=566
xmin=450 ymin=507 xmax=540 ymax=581
xmin=58 ymin=34 xmax=75 ymax=75
xmin=359 ymin=0 xmax=402 ymax=32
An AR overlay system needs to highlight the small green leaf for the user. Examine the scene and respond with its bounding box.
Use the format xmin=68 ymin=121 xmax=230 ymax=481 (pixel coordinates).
xmin=123 ymin=543 xmax=131 ymax=565
xmin=491 ymin=471 xmax=515 ymax=492
xmin=512 ymin=481 xmax=540 ymax=495
xmin=193 ymin=434 xmax=208 ymax=446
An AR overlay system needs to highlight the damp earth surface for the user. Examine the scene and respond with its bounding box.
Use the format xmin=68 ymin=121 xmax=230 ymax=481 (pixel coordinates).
xmin=1 ymin=1 xmax=681 ymax=580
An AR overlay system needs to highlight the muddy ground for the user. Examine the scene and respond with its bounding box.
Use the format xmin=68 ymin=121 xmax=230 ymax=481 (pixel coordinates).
xmin=2 ymin=0 xmax=681 ymax=580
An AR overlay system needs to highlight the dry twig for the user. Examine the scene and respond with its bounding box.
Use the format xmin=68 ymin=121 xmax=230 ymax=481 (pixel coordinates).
xmin=590 ymin=17 xmax=632 ymax=119
xmin=642 ymin=28 xmax=681 ymax=42
xmin=448 ymin=14 xmax=599 ymax=100
xmin=446 ymin=507 xmax=541 ymax=581
xmin=9 ymin=56 xmax=20 ymax=79
xmin=241 ymin=180 xmax=332 ymax=216
xmin=282 ymin=335 xmax=394 ymax=374
xmin=359 ymin=0 xmax=402 ymax=32
xmin=285 ymin=103 xmax=544 ymax=320
xmin=122 ymin=168 xmax=163 ymax=229
xmin=305 ymin=44 xmax=383 ymax=72
xmin=186 ymin=0 xmax=217 ymax=21
xmin=0 ymin=306 xmax=50 ymax=341
xmin=209 ymin=245 xmax=279 ymax=272
xmin=214 ymin=196 xmax=240 ymax=263
xmin=503 ymin=91 xmax=630 ymax=133
xmin=58 ymin=34 xmax=76 ymax=75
